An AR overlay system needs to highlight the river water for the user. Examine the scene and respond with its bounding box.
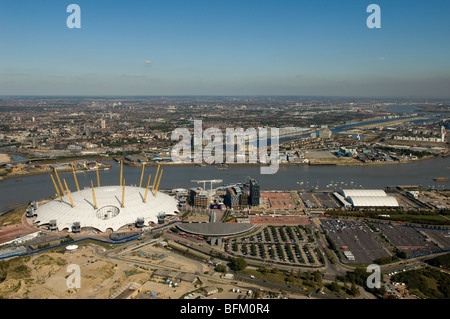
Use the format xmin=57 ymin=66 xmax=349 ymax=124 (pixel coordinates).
xmin=0 ymin=157 xmax=448 ymax=213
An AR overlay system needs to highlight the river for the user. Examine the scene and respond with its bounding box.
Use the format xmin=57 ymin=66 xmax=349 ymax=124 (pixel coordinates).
xmin=0 ymin=157 xmax=448 ymax=213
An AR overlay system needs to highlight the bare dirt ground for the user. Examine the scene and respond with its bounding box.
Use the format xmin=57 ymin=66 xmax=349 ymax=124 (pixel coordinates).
xmin=0 ymin=246 xmax=155 ymax=299
xmin=183 ymin=212 xmax=210 ymax=222
xmin=0 ymin=223 xmax=37 ymax=243
xmin=0 ymin=154 xmax=11 ymax=163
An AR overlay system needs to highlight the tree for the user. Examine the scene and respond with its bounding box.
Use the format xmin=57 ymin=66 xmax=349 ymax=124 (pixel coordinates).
xmin=313 ymin=271 xmax=323 ymax=285
xmin=330 ymin=280 xmax=340 ymax=293
xmin=231 ymin=257 xmax=247 ymax=271
xmin=215 ymin=264 xmax=227 ymax=273
xmin=350 ymin=282 xmax=359 ymax=296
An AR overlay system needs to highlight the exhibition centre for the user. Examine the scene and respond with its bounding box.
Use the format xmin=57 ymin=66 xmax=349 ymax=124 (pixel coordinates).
xmin=334 ymin=189 xmax=399 ymax=208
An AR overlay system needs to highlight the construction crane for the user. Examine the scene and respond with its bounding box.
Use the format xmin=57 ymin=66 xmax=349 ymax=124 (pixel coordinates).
xmin=190 ymin=179 xmax=223 ymax=193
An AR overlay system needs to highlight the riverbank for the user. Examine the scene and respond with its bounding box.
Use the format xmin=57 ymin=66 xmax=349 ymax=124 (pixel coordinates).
xmin=353 ymin=116 xmax=431 ymax=129
xmin=0 ymin=162 xmax=111 ymax=183
xmin=0 ymin=154 xmax=444 ymax=184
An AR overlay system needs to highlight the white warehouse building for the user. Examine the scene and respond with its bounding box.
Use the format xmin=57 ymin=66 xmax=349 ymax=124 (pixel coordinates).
xmin=335 ymin=189 xmax=399 ymax=208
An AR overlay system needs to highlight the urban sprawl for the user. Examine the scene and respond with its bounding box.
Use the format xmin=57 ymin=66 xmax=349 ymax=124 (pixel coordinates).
xmin=0 ymin=96 xmax=449 ymax=301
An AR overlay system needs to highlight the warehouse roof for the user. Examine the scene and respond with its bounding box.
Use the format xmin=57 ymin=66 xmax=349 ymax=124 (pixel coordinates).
xmin=347 ymin=196 xmax=399 ymax=207
xmin=340 ymin=189 xmax=387 ymax=198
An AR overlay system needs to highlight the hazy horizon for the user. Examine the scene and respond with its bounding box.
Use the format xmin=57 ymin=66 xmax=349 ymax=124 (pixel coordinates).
xmin=1 ymin=1 xmax=450 ymax=98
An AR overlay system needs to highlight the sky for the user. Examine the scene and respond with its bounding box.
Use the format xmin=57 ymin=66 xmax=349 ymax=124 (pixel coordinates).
xmin=1 ymin=0 xmax=450 ymax=97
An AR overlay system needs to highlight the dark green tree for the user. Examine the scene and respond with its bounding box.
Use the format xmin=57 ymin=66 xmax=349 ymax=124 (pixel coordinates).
xmin=231 ymin=257 xmax=247 ymax=271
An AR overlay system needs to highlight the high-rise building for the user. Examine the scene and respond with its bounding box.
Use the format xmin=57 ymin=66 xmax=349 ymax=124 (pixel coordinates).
xmin=189 ymin=188 xmax=210 ymax=208
xmin=239 ymin=191 xmax=249 ymax=206
xmin=249 ymin=178 xmax=260 ymax=206
xmin=100 ymin=119 xmax=106 ymax=129
xmin=85 ymin=126 xmax=91 ymax=137
xmin=225 ymin=187 xmax=241 ymax=208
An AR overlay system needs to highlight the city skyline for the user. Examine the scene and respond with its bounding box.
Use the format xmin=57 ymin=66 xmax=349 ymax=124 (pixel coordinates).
xmin=1 ymin=1 xmax=450 ymax=97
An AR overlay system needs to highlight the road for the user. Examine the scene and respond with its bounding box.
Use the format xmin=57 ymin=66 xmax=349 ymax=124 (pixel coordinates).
xmin=88 ymin=222 xmax=447 ymax=300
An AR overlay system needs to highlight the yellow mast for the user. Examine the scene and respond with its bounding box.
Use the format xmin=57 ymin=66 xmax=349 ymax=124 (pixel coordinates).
xmin=152 ymin=165 xmax=160 ymax=191
xmin=121 ymin=179 xmax=125 ymax=208
xmin=63 ymin=179 xmax=74 ymax=208
xmin=53 ymin=168 xmax=65 ymax=196
xmin=139 ymin=163 xmax=145 ymax=188
xmin=143 ymin=174 xmax=151 ymax=203
xmin=96 ymin=162 xmax=100 ymax=187
xmin=119 ymin=160 xmax=123 ymax=186
xmin=154 ymin=169 xmax=163 ymax=195
xmin=50 ymin=174 xmax=63 ymax=202
xmin=91 ymin=180 xmax=97 ymax=209
xmin=71 ymin=164 xmax=80 ymax=191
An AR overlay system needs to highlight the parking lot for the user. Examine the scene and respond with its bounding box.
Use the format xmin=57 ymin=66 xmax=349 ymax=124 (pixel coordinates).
xmin=225 ymin=225 xmax=323 ymax=266
xmin=421 ymin=228 xmax=450 ymax=250
xmin=321 ymin=219 xmax=390 ymax=264
xmin=299 ymin=193 xmax=320 ymax=209
xmin=373 ymin=223 xmax=443 ymax=257
xmin=313 ymin=193 xmax=340 ymax=209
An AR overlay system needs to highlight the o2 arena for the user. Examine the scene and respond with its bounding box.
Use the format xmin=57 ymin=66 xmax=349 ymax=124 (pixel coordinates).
xmin=34 ymin=162 xmax=178 ymax=233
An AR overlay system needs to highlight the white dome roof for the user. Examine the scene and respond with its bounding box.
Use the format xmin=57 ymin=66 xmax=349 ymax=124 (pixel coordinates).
xmin=35 ymin=186 xmax=178 ymax=232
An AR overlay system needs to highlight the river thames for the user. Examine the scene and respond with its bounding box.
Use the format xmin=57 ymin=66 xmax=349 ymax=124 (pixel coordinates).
xmin=0 ymin=157 xmax=448 ymax=213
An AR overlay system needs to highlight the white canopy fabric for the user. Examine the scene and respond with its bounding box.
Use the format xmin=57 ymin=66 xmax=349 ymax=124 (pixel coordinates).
xmin=347 ymin=196 xmax=399 ymax=207
xmin=338 ymin=189 xmax=399 ymax=207
xmin=340 ymin=189 xmax=387 ymax=198
xmin=35 ymin=186 xmax=178 ymax=232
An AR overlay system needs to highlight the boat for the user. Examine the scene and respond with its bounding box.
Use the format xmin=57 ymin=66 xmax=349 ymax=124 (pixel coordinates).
xmin=433 ymin=177 xmax=448 ymax=182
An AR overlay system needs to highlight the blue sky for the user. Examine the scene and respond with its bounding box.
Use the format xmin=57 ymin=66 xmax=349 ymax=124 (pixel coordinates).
xmin=1 ymin=0 xmax=450 ymax=97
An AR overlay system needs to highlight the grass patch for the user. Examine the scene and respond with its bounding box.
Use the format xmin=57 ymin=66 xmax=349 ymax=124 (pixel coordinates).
xmin=427 ymin=253 xmax=450 ymax=270
xmin=0 ymin=256 xmax=32 ymax=283
xmin=31 ymin=254 xmax=67 ymax=269
xmin=242 ymin=267 xmax=324 ymax=292
xmin=327 ymin=209 xmax=450 ymax=226
xmin=392 ymin=267 xmax=450 ymax=299
xmin=0 ymin=207 xmax=26 ymax=226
